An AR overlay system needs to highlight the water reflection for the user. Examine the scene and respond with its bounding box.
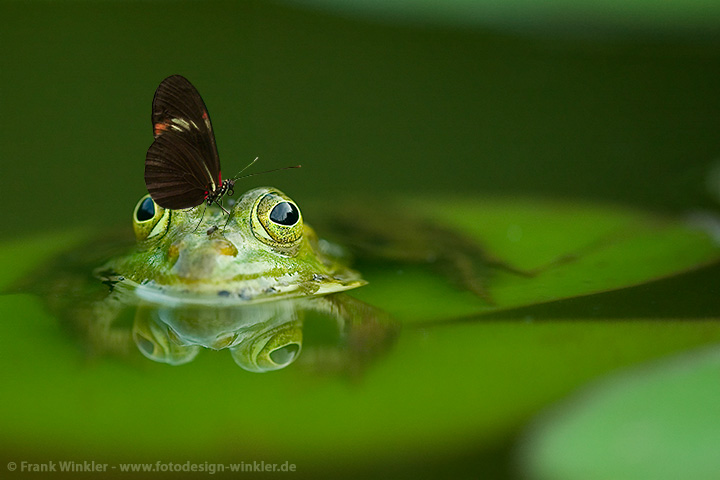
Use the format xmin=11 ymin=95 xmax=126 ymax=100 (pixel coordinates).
xmin=135 ymin=300 xmax=304 ymax=371
xmin=132 ymin=294 xmax=398 ymax=372
xmin=39 ymin=268 xmax=398 ymax=374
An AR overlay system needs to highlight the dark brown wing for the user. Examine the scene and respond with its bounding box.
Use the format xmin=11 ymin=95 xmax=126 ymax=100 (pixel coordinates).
xmin=145 ymin=131 xmax=213 ymax=209
xmin=145 ymin=75 xmax=221 ymax=209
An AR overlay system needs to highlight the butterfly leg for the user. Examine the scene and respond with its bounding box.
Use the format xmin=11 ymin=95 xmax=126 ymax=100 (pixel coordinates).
xmin=192 ymin=205 xmax=208 ymax=232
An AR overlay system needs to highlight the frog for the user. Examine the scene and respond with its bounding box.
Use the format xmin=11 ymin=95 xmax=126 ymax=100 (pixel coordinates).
xmin=27 ymin=180 xmax=523 ymax=373
xmin=105 ymin=186 xmax=366 ymax=305
xmin=31 ymin=186 xmax=398 ymax=373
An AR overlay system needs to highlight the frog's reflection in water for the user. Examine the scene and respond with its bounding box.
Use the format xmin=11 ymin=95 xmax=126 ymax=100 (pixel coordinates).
xmin=100 ymin=294 xmax=398 ymax=373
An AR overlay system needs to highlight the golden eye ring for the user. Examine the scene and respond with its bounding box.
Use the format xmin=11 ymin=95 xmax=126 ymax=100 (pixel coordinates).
xmin=132 ymin=194 xmax=170 ymax=241
xmin=251 ymin=191 xmax=303 ymax=255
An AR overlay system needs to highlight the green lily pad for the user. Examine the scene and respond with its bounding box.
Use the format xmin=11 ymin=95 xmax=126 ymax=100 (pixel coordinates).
xmin=352 ymin=197 xmax=720 ymax=323
xmin=518 ymin=344 xmax=720 ymax=480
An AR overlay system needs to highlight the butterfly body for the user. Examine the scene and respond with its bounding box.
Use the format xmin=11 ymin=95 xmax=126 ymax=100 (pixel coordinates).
xmin=206 ymin=178 xmax=235 ymax=207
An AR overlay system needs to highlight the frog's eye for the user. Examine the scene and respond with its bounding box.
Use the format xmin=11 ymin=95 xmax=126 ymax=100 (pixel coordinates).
xmin=133 ymin=194 xmax=170 ymax=241
xmin=252 ymin=192 xmax=303 ymax=255
xmin=229 ymin=320 xmax=303 ymax=372
xmin=133 ymin=312 xmax=200 ymax=365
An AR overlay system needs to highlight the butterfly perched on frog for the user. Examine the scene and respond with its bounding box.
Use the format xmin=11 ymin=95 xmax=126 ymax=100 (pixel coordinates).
xmin=145 ymin=74 xmax=299 ymax=214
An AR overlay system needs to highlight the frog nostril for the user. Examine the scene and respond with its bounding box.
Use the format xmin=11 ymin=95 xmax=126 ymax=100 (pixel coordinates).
xmin=213 ymin=239 xmax=238 ymax=256
xmin=213 ymin=333 xmax=238 ymax=349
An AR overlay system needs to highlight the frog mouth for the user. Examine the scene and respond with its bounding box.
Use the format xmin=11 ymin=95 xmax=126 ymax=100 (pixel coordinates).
xmin=126 ymin=276 xmax=367 ymax=307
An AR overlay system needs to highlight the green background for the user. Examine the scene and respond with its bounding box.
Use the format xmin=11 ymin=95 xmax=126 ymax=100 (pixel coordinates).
xmin=2 ymin=1 xmax=720 ymax=238
xmin=1 ymin=1 xmax=720 ymax=479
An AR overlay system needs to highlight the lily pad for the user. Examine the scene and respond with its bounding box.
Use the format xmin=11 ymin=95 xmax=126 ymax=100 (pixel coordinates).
xmin=518 ymin=344 xmax=720 ymax=480
xmin=350 ymin=197 xmax=720 ymax=323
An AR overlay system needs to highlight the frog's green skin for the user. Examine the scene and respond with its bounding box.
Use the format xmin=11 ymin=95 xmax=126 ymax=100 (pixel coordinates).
xmin=68 ymin=187 xmax=396 ymax=372
xmin=102 ymin=187 xmax=365 ymax=304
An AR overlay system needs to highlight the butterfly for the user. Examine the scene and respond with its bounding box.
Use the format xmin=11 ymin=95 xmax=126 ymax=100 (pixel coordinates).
xmin=144 ymin=75 xmax=236 ymax=211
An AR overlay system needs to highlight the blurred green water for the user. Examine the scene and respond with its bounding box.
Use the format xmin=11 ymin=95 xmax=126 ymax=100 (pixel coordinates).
xmin=2 ymin=1 xmax=720 ymax=478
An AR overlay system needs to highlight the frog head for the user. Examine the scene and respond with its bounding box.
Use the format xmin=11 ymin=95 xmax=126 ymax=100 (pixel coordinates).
xmin=105 ymin=187 xmax=365 ymax=305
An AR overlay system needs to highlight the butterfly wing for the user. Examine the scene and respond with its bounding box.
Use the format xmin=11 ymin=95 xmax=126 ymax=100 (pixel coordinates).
xmin=145 ymin=131 xmax=214 ymax=209
xmin=144 ymin=75 xmax=221 ymax=209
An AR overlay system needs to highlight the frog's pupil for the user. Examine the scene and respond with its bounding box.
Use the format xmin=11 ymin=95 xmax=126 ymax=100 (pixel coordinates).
xmin=137 ymin=197 xmax=156 ymax=222
xmin=269 ymin=202 xmax=299 ymax=226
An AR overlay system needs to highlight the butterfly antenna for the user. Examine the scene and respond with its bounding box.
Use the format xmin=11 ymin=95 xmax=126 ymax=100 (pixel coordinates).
xmin=229 ymin=157 xmax=302 ymax=181
xmin=233 ymin=156 xmax=259 ymax=178
xmin=233 ymin=165 xmax=302 ymax=181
